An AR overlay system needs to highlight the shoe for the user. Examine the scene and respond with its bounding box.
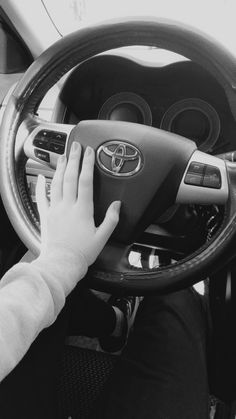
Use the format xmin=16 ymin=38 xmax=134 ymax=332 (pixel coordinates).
xmin=99 ymin=295 xmax=141 ymax=353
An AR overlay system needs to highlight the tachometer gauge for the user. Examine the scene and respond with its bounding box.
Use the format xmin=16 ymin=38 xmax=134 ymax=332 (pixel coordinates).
xmin=160 ymin=98 xmax=220 ymax=152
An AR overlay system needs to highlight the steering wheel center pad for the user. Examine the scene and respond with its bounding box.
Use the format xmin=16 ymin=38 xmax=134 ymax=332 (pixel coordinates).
xmin=68 ymin=120 xmax=196 ymax=243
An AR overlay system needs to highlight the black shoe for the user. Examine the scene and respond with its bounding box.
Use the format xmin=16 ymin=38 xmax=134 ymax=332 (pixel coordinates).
xmin=99 ymin=296 xmax=141 ymax=353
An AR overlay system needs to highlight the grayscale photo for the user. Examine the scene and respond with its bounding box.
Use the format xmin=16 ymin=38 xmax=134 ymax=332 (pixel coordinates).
xmin=0 ymin=0 xmax=235 ymax=417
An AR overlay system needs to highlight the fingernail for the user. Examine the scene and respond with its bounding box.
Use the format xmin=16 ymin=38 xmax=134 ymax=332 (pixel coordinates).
xmin=85 ymin=146 xmax=93 ymax=156
xmin=71 ymin=142 xmax=79 ymax=152
xmin=113 ymin=201 xmax=121 ymax=212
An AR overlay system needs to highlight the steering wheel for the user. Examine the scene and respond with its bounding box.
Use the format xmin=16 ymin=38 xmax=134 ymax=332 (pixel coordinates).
xmin=1 ymin=18 xmax=236 ymax=295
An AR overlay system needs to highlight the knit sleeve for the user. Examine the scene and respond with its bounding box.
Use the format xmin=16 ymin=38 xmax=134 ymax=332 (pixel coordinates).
xmin=0 ymin=249 xmax=87 ymax=382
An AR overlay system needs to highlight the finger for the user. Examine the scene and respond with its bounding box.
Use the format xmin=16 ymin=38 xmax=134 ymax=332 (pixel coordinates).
xmin=95 ymin=201 xmax=121 ymax=247
xmin=63 ymin=142 xmax=81 ymax=203
xmin=36 ymin=174 xmax=49 ymax=218
xmin=77 ymin=146 xmax=95 ymax=214
xmin=50 ymin=155 xmax=67 ymax=205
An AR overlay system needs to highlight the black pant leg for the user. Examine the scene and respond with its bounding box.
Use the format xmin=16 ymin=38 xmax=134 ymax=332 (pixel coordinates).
xmin=68 ymin=286 xmax=116 ymax=337
xmin=100 ymin=288 xmax=209 ymax=419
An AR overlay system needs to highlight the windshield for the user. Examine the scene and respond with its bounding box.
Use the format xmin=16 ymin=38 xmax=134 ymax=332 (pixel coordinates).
xmin=43 ymin=0 xmax=236 ymax=53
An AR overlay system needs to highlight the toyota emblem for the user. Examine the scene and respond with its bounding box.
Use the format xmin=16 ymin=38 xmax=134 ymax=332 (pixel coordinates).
xmin=97 ymin=141 xmax=143 ymax=176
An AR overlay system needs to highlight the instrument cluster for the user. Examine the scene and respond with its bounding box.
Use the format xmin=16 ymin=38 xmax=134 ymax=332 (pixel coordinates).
xmin=56 ymin=53 xmax=236 ymax=156
xmin=97 ymin=94 xmax=221 ymax=153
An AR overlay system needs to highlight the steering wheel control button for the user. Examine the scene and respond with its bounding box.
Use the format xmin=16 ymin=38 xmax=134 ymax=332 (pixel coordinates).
xmin=34 ymin=149 xmax=50 ymax=163
xmin=97 ymin=140 xmax=143 ymax=176
xmin=33 ymin=137 xmax=49 ymax=150
xmin=187 ymin=162 xmax=205 ymax=174
xmin=54 ymin=133 xmax=66 ymax=141
xmin=33 ymin=130 xmax=66 ymax=154
xmin=33 ymin=130 xmax=51 ymax=149
xmin=184 ymin=161 xmax=205 ymax=186
xmin=176 ymin=150 xmax=228 ymax=205
xmin=49 ymin=142 xmax=64 ymax=154
xmin=184 ymin=173 xmax=202 ymax=186
xmin=203 ymin=165 xmax=221 ymax=189
xmin=184 ymin=162 xmax=221 ymax=188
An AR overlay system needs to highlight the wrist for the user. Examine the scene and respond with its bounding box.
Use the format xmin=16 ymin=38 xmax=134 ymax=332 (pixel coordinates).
xmin=32 ymin=246 xmax=88 ymax=296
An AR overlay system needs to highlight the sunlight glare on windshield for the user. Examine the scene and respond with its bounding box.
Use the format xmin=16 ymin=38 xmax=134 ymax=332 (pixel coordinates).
xmin=43 ymin=0 xmax=236 ymax=54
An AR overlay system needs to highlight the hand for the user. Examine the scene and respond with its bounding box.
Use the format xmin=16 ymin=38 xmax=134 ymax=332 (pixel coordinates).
xmin=35 ymin=142 xmax=120 ymax=274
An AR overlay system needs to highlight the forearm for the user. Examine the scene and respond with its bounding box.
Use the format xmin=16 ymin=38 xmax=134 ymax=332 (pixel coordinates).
xmin=0 ymin=251 xmax=87 ymax=382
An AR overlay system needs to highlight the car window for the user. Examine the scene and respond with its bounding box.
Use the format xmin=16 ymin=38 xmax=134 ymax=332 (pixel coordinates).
xmin=0 ymin=17 xmax=32 ymax=73
xmin=43 ymin=0 xmax=236 ymax=54
xmin=0 ymin=15 xmax=33 ymax=109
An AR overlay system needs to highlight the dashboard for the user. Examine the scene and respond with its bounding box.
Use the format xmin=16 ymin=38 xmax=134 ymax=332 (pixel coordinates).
xmin=54 ymin=53 xmax=236 ymax=156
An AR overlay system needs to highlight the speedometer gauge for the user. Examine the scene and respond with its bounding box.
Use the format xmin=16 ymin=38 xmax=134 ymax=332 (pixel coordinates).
xmin=160 ymin=98 xmax=220 ymax=152
xmin=98 ymin=92 xmax=152 ymax=126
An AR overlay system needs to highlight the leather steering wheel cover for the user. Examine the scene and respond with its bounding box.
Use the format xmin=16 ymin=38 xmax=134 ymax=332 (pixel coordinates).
xmin=1 ymin=17 xmax=236 ymax=293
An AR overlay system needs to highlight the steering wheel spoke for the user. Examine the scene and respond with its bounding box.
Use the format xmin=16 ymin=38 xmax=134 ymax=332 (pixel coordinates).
xmin=176 ymin=150 xmax=229 ymax=205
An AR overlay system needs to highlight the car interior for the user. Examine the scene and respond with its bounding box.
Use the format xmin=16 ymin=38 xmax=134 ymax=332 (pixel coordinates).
xmin=1 ymin=1 xmax=236 ymax=418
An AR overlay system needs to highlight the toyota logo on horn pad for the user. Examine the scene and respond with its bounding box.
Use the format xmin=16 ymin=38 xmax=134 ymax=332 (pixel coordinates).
xmin=97 ymin=141 xmax=143 ymax=176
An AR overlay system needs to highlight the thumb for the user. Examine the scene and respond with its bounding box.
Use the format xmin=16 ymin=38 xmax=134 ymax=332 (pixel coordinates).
xmin=36 ymin=174 xmax=49 ymax=219
xmin=96 ymin=201 xmax=121 ymax=246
